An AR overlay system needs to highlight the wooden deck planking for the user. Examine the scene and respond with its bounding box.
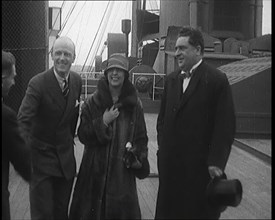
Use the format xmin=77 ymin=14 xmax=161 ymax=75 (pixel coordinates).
xmin=11 ymin=180 xmax=29 ymax=220
xmin=137 ymin=185 xmax=154 ymax=219
xmin=9 ymin=173 xmax=30 ymax=220
xmin=8 ymin=165 xmax=22 ymax=201
xmin=148 ymin=141 xmax=158 ymax=174
xmin=145 ymin=113 xmax=158 ymax=175
xmin=23 ymin=203 xmax=30 ymax=220
xmin=8 ymin=113 xmax=271 ymax=219
xmin=137 ymin=177 xmax=159 ymax=219
xmin=8 ymin=145 xmax=272 ymax=220
xmin=136 ymin=178 xmax=157 ymax=219
xmin=221 ymin=146 xmax=271 ymax=219
xmin=136 ymin=145 xmax=272 ymax=220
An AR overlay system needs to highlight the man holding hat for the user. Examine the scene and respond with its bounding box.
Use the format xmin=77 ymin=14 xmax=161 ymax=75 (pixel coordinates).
xmin=155 ymin=26 xmax=236 ymax=219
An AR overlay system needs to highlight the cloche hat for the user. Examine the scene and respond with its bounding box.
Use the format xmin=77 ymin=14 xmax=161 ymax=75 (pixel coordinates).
xmin=104 ymin=53 xmax=129 ymax=79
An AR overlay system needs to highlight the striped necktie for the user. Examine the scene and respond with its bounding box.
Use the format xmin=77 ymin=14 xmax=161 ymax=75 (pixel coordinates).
xmin=63 ymin=79 xmax=69 ymax=97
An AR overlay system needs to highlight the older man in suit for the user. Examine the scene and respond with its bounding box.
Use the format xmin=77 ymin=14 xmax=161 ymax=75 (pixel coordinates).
xmin=18 ymin=36 xmax=82 ymax=220
xmin=155 ymin=26 xmax=236 ymax=219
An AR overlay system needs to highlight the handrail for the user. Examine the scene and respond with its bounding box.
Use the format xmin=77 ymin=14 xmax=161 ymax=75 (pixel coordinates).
xmin=131 ymin=72 xmax=166 ymax=101
xmin=78 ymin=72 xmax=166 ymax=100
xmin=78 ymin=72 xmax=103 ymax=99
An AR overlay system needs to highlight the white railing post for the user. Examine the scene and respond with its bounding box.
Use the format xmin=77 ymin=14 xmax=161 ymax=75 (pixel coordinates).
xmin=132 ymin=73 xmax=135 ymax=85
xmin=80 ymin=72 xmax=165 ymax=100
xmin=85 ymin=73 xmax=88 ymax=99
xmin=153 ymin=73 xmax=155 ymax=101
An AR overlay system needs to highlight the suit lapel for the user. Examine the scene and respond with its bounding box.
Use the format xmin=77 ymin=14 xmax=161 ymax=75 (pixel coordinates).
xmin=45 ymin=68 xmax=66 ymax=111
xmin=177 ymin=62 xmax=204 ymax=111
xmin=58 ymin=73 xmax=78 ymax=125
xmin=167 ymin=71 xmax=183 ymax=115
xmin=174 ymin=71 xmax=183 ymax=105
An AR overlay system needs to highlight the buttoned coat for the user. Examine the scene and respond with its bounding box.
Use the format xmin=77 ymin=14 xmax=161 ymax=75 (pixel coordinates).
xmin=155 ymin=61 xmax=236 ymax=219
xmin=17 ymin=67 xmax=82 ymax=180
xmin=2 ymin=103 xmax=31 ymax=220
xmin=69 ymin=78 xmax=149 ymax=220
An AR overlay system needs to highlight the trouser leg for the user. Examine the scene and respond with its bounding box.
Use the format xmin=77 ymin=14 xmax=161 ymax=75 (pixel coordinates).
xmin=53 ymin=177 xmax=74 ymax=220
xmin=30 ymin=175 xmax=54 ymax=220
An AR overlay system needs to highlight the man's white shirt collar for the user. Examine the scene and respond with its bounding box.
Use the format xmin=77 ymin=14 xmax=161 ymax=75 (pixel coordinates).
xmin=53 ymin=68 xmax=70 ymax=89
xmin=181 ymin=59 xmax=202 ymax=93
xmin=53 ymin=68 xmax=69 ymax=81
xmin=181 ymin=59 xmax=202 ymax=75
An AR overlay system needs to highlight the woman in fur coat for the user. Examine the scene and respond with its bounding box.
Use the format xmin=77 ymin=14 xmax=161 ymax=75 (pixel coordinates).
xmin=69 ymin=54 xmax=149 ymax=220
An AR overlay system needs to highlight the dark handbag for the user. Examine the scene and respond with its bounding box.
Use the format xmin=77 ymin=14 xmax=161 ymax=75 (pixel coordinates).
xmin=124 ymin=142 xmax=142 ymax=169
xmin=123 ymin=106 xmax=150 ymax=179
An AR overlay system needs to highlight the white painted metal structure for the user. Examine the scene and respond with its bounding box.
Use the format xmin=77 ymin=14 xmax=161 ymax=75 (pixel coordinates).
xmin=79 ymin=72 xmax=165 ymax=101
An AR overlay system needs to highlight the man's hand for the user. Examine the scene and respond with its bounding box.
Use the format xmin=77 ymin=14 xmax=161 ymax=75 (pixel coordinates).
xmin=103 ymin=105 xmax=120 ymax=126
xmin=208 ymin=166 xmax=223 ymax=179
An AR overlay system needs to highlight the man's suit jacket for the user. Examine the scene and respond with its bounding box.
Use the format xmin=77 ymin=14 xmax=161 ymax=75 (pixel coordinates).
xmin=155 ymin=60 xmax=236 ymax=219
xmin=2 ymin=103 xmax=31 ymax=220
xmin=18 ymin=67 xmax=82 ymax=180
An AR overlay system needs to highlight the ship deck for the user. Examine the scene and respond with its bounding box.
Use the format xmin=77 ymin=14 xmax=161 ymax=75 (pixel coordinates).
xmin=9 ymin=113 xmax=271 ymax=219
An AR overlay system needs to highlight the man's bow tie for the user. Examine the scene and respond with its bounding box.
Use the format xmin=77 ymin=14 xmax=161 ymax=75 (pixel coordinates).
xmin=179 ymin=71 xmax=191 ymax=79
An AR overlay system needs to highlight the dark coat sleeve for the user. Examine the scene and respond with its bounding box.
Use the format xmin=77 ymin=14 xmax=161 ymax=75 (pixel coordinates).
xmin=207 ymin=73 xmax=236 ymax=170
xmin=17 ymin=75 xmax=41 ymax=142
xmin=77 ymin=95 xmax=112 ymax=146
xmin=156 ymin=77 xmax=168 ymax=149
xmin=2 ymin=105 xmax=31 ymax=182
xmin=131 ymin=100 xmax=149 ymax=179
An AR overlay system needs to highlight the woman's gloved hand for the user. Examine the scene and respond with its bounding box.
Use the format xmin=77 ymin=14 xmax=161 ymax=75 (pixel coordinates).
xmin=103 ymin=105 xmax=120 ymax=126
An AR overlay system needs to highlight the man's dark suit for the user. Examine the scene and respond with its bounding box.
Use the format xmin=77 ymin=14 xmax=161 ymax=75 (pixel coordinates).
xmin=2 ymin=103 xmax=31 ymax=220
xmin=155 ymin=61 xmax=236 ymax=219
xmin=18 ymin=67 xmax=82 ymax=219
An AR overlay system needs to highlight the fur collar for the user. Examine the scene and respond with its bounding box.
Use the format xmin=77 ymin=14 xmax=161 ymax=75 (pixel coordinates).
xmin=93 ymin=77 xmax=138 ymax=111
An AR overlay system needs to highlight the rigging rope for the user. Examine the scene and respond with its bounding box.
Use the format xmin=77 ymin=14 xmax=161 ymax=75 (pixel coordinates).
xmin=58 ymin=1 xmax=78 ymax=36
xmin=81 ymin=1 xmax=111 ymax=71
xmin=75 ymin=1 xmax=87 ymax=50
xmin=63 ymin=1 xmax=87 ymax=36
xmin=75 ymin=1 xmax=94 ymax=64
xmin=87 ymin=1 xmax=115 ymax=72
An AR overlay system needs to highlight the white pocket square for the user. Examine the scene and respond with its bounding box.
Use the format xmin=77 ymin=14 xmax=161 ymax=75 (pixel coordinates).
xmin=75 ymin=100 xmax=80 ymax=107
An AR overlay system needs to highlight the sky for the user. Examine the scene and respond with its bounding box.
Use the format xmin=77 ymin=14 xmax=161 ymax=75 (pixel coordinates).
xmin=49 ymin=0 xmax=272 ymax=67
xmin=262 ymin=0 xmax=272 ymax=35
xmin=49 ymin=1 xmax=133 ymax=66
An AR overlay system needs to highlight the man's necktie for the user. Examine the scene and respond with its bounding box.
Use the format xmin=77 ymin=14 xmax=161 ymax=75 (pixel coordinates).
xmin=181 ymin=71 xmax=191 ymax=79
xmin=179 ymin=71 xmax=191 ymax=95
xmin=63 ymin=79 xmax=69 ymax=97
xmin=179 ymin=71 xmax=191 ymax=82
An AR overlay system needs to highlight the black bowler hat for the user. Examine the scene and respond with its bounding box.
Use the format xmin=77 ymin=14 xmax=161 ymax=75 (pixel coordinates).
xmin=206 ymin=173 xmax=243 ymax=212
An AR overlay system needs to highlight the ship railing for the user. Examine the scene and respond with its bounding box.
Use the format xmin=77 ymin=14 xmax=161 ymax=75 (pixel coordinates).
xmin=79 ymin=71 xmax=166 ymax=101
xmin=131 ymin=72 xmax=166 ymax=101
